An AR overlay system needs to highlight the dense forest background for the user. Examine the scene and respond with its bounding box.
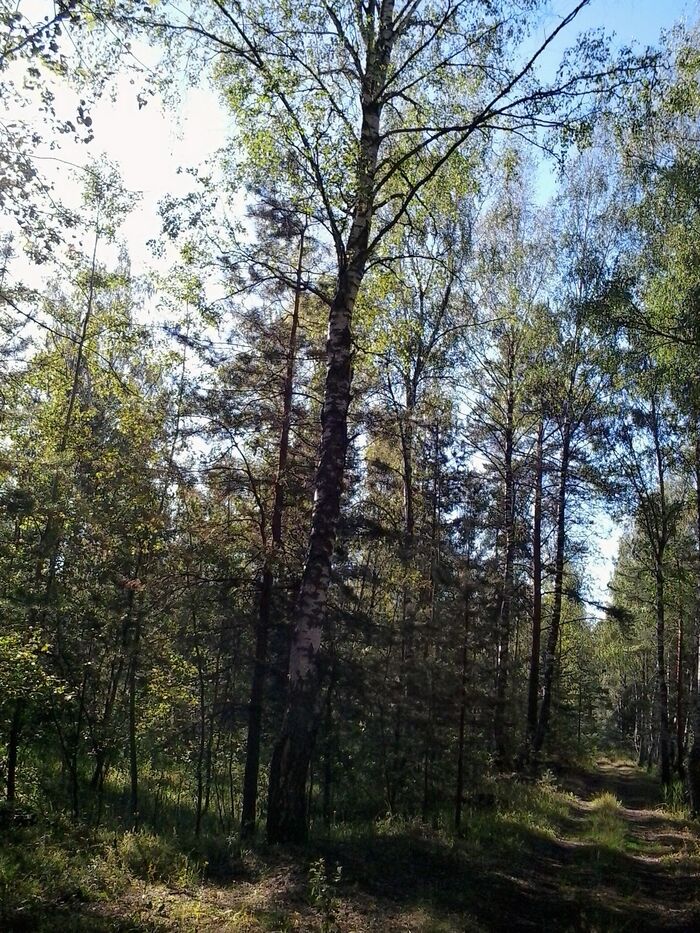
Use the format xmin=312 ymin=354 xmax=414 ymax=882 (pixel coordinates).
xmin=2 ymin=2 xmax=700 ymax=927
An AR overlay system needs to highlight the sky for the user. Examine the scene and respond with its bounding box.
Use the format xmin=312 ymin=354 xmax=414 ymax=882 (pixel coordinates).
xmin=23 ymin=1 xmax=694 ymax=227
xmin=3 ymin=0 xmax=697 ymax=612
xmin=536 ymin=0 xmax=691 ymax=49
xmin=8 ymin=0 xmax=693 ymax=271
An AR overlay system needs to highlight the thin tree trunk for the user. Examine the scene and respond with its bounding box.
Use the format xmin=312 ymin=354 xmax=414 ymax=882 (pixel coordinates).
xmin=676 ymin=592 xmax=685 ymax=779
xmin=494 ymin=352 xmax=516 ymax=766
xmin=128 ymin=621 xmax=140 ymax=827
xmin=39 ymin=226 xmax=99 ymax=565
xmin=204 ymin=653 xmax=221 ymax=818
xmin=534 ymin=419 xmax=571 ymax=755
xmin=241 ymin=227 xmax=306 ymax=840
xmin=70 ymin=673 xmax=89 ymax=819
xmin=526 ymin=417 xmax=544 ymax=760
xmin=655 ymin=563 xmax=672 ymax=787
xmin=649 ymin=393 xmax=672 ymax=788
xmin=391 ymin=389 xmax=415 ymax=812
xmin=321 ymin=662 xmax=336 ymax=830
xmin=422 ymin=422 xmax=440 ymax=824
xmin=193 ymin=624 xmax=207 ymax=838
xmin=577 ymin=682 xmax=582 ymax=744
xmin=688 ymin=427 xmax=700 ymax=811
xmin=6 ymin=703 xmax=21 ymax=803
xmin=455 ymin=574 xmax=472 ymax=832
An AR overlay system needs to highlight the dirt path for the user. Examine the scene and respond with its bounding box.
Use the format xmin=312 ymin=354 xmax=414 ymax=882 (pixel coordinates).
xmin=320 ymin=758 xmax=700 ymax=932
xmin=510 ymin=758 xmax=700 ymax=932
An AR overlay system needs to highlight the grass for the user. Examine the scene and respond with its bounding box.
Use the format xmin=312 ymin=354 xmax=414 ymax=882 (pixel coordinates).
xmin=327 ymin=771 xmax=574 ymax=857
xmin=584 ymin=792 xmax=627 ymax=852
xmin=0 ymin=809 xmax=259 ymax=931
xmin=0 ymin=811 xmax=346 ymax=931
xmin=0 ymin=820 xmax=184 ymax=930
xmin=2 ymin=761 xmax=699 ymax=931
xmin=663 ymin=779 xmax=691 ymax=819
xmin=0 ymin=776 xmax=577 ymax=931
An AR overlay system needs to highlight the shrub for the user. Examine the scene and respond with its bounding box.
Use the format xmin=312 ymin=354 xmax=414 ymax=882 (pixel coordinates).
xmin=116 ymin=829 xmax=199 ymax=886
xmin=663 ymin=780 xmax=689 ymax=818
xmin=308 ymin=856 xmax=342 ymax=933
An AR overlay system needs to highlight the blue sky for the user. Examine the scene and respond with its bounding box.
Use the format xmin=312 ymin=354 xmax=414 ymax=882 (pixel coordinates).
xmin=562 ymin=0 xmax=691 ymax=45
xmin=528 ymin=0 xmax=694 ymax=130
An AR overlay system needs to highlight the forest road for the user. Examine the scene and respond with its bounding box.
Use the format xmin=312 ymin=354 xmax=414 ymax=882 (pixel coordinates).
xmin=517 ymin=757 xmax=700 ymax=933
xmin=321 ymin=757 xmax=700 ymax=932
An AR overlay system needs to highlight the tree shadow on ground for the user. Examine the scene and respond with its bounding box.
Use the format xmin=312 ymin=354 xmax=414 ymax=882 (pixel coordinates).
xmin=557 ymin=760 xmax=662 ymax=809
xmin=317 ymin=815 xmax=700 ymax=931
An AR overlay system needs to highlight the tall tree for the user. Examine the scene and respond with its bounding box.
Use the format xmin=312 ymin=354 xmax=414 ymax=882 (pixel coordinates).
xmin=103 ymin=0 xmax=645 ymax=842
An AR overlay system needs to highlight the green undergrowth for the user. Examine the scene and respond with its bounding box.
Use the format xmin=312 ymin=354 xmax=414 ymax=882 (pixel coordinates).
xmin=663 ymin=779 xmax=691 ymax=819
xmin=0 ymin=773 xmax=577 ymax=931
xmin=584 ymin=792 xmax=627 ymax=853
xmin=1 ymin=764 xmax=695 ymax=932
xmin=0 ymin=811 xmax=247 ymax=931
xmin=323 ymin=770 xmax=576 ymax=871
xmin=452 ymin=775 xmax=573 ymax=861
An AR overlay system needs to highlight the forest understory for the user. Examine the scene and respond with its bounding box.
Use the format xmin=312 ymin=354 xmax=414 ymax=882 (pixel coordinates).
xmin=1 ymin=756 xmax=699 ymax=932
xmin=4 ymin=3 xmax=700 ymax=932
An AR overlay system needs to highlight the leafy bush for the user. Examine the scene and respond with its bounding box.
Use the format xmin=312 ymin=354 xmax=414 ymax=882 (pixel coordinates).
xmin=115 ymin=828 xmax=199 ymax=886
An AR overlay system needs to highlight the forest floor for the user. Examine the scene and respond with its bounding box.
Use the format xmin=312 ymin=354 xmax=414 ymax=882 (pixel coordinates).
xmin=3 ymin=757 xmax=700 ymax=932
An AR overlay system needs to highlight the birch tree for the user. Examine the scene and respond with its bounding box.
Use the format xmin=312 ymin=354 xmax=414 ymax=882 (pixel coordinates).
xmin=98 ymin=0 xmax=650 ymax=841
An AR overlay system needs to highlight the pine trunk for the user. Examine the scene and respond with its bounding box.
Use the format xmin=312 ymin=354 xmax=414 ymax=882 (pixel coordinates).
xmin=6 ymin=702 xmax=21 ymax=803
xmin=526 ymin=417 xmax=544 ymax=759
xmin=688 ymin=429 xmax=700 ymax=811
xmin=656 ymin=564 xmax=672 ymax=787
xmin=455 ymin=575 xmax=472 ymax=831
xmin=241 ymin=227 xmax=304 ymax=840
xmin=494 ymin=356 xmax=515 ymax=766
xmin=534 ymin=420 xmax=571 ymax=755
xmin=676 ymin=596 xmax=685 ymax=779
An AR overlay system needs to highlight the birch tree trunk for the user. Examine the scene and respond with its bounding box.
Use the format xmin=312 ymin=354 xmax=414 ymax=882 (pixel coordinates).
xmin=266 ymin=8 xmax=396 ymax=843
